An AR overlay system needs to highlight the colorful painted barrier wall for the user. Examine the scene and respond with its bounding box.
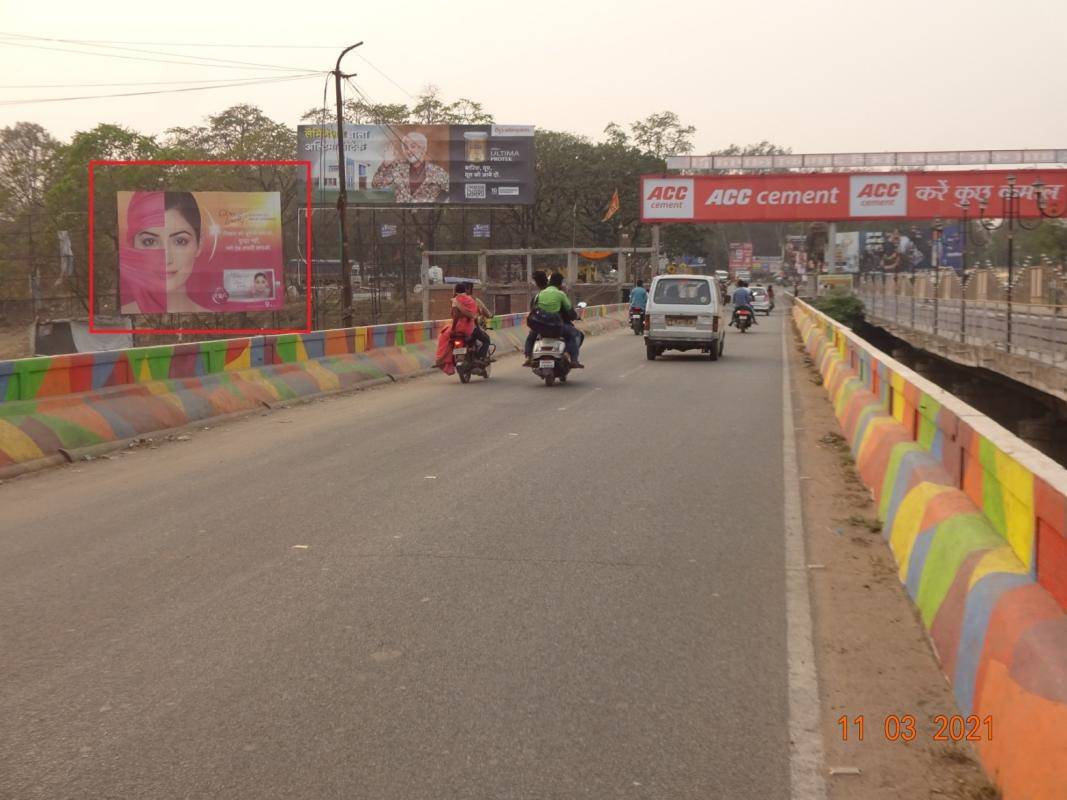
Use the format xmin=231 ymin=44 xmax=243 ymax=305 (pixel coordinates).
xmin=0 ymin=305 xmax=626 ymax=474
xmin=794 ymin=299 xmax=1067 ymax=800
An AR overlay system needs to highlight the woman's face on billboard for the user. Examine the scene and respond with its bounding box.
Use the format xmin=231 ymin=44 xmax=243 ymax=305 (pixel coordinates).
xmin=253 ymin=274 xmax=270 ymax=297
xmin=133 ymin=207 xmax=201 ymax=292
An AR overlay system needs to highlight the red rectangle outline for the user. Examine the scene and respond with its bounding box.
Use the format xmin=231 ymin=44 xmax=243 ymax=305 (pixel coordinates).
xmin=88 ymin=160 xmax=313 ymax=336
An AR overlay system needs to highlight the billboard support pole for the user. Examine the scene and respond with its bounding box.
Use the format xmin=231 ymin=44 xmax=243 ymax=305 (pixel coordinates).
xmin=332 ymin=41 xmax=363 ymax=329
xmin=827 ymin=222 xmax=836 ymax=273
xmin=650 ymin=225 xmax=661 ymax=274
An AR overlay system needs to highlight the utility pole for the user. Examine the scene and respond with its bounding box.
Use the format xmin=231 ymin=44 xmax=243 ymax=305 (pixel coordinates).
xmin=333 ymin=41 xmax=363 ymax=328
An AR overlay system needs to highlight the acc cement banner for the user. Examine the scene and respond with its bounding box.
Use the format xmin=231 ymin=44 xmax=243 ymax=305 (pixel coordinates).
xmin=641 ymin=169 xmax=1067 ymax=223
xmin=297 ymin=124 xmax=535 ymax=205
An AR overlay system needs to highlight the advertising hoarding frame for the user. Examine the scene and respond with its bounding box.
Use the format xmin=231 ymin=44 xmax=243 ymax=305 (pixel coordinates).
xmin=640 ymin=169 xmax=1067 ymax=224
xmin=88 ymin=160 xmax=313 ymax=336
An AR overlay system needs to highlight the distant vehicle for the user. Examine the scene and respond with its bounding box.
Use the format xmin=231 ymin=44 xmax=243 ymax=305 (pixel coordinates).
xmin=750 ymin=287 xmax=774 ymax=315
xmin=735 ymin=269 xmax=751 ymax=283
xmin=644 ymin=275 xmax=726 ymax=362
xmin=734 ymin=306 xmax=754 ymax=332
xmin=714 ymin=269 xmax=729 ymax=282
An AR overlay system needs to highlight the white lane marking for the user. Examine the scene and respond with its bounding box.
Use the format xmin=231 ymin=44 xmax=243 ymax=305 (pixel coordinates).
xmin=782 ymin=317 xmax=828 ymax=800
xmin=618 ymin=363 xmax=648 ymax=379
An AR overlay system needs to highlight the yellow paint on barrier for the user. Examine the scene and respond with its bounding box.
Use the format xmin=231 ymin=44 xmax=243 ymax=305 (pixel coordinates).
xmin=890 ymin=372 xmax=906 ymax=425
xmin=889 ymin=482 xmax=956 ymax=581
xmin=0 ymin=420 xmax=47 ymax=463
xmin=303 ymin=361 xmax=341 ymax=393
xmin=969 ymin=546 xmax=1030 ymax=589
xmin=993 ymin=449 xmax=1035 ymax=570
xmin=224 ymin=348 xmax=251 ymax=372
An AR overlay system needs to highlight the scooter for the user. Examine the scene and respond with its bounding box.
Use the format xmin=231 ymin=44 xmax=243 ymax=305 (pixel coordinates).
xmin=531 ymin=335 xmax=570 ymax=386
xmin=450 ymin=332 xmax=494 ymax=384
xmin=734 ymin=307 xmax=754 ymax=333
xmin=530 ymin=302 xmax=586 ymax=387
xmin=629 ymin=307 xmax=645 ymax=335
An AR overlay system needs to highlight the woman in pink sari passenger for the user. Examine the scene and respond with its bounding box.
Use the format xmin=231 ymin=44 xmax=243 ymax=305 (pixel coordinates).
xmin=435 ymin=283 xmax=478 ymax=375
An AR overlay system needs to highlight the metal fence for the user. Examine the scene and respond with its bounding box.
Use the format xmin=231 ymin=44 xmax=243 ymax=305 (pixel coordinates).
xmin=858 ymin=277 xmax=1067 ymax=367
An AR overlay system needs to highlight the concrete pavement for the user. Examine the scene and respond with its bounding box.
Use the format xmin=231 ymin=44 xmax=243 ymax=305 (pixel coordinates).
xmin=1 ymin=314 xmax=793 ymax=800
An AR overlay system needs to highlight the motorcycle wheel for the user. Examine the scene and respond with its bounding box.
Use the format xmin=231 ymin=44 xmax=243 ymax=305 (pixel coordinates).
xmin=559 ymin=373 xmax=567 ymax=383
xmin=458 ymin=366 xmax=471 ymax=384
xmin=482 ymin=363 xmax=491 ymax=379
xmin=544 ymin=374 xmax=556 ymax=387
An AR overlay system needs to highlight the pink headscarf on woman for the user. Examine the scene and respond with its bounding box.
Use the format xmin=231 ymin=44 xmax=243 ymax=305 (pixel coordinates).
xmin=119 ymin=191 xmax=167 ymax=314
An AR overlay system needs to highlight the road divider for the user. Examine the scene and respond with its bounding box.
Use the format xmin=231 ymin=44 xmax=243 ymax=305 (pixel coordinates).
xmin=0 ymin=305 xmax=627 ymax=476
xmin=793 ymin=298 xmax=1067 ymax=800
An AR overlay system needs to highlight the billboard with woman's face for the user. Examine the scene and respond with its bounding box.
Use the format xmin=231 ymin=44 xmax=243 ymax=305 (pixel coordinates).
xmin=118 ymin=191 xmax=284 ymax=315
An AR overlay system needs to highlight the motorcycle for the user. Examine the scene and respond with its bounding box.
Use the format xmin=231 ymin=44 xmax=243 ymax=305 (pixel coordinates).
xmin=451 ymin=332 xmax=494 ymax=384
xmin=530 ymin=302 xmax=586 ymax=387
xmin=734 ymin=307 xmax=754 ymax=333
xmin=629 ymin=307 xmax=645 ymax=335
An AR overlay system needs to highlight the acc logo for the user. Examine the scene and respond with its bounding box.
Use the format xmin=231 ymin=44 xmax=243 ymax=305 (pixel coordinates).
xmin=643 ymin=179 xmax=694 ymax=218
xmin=856 ymin=183 xmax=901 ymax=198
xmin=704 ymin=188 xmax=753 ymax=206
xmin=646 ymin=185 xmax=688 ymax=201
xmin=849 ymin=175 xmax=907 ymax=217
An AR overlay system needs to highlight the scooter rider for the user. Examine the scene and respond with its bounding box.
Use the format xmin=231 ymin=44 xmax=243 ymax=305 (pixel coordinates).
xmin=731 ymin=279 xmax=758 ymax=327
xmin=522 ymin=270 xmax=550 ymax=367
xmin=453 ymin=282 xmax=494 ymax=360
xmin=629 ymin=280 xmax=648 ymax=319
xmin=539 ymin=273 xmax=584 ymax=368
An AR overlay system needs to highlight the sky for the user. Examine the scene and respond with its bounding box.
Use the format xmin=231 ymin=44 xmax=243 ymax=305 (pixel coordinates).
xmin=2 ymin=0 xmax=1065 ymax=155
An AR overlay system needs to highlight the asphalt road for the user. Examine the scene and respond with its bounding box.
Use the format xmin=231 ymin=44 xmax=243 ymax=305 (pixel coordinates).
xmin=1 ymin=313 xmax=790 ymax=800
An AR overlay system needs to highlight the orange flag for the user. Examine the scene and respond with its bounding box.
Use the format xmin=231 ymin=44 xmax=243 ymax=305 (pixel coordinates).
xmin=601 ymin=189 xmax=620 ymax=222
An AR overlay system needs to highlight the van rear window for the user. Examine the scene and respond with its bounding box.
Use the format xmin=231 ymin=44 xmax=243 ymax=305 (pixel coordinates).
xmin=653 ymin=279 xmax=713 ymax=305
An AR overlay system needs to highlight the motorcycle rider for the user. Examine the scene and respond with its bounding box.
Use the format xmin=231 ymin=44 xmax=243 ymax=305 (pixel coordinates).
xmin=629 ymin=280 xmax=648 ymax=321
xmin=538 ymin=272 xmax=584 ymax=368
xmin=522 ymin=270 xmax=550 ymax=367
xmin=452 ymin=282 xmax=494 ymax=360
xmin=731 ymin=279 xmax=758 ymax=327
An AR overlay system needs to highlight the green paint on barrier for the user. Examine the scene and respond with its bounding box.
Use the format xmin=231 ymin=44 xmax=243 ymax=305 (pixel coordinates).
xmin=978 ymin=437 xmax=1007 ymax=537
xmin=275 ymin=336 xmax=299 ymax=364
xmin=10 ymin=358 xmax=51 ymax=401
xmin=914 ymin=513 xmax=1004 ymax=627
xmin=917 ymin=394 xmax=942 ymax=452
xmin=33 ymin=413 xmax=107 ymax=449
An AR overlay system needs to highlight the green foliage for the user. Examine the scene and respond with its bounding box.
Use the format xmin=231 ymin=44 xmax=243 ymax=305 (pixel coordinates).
xmin=602 ymin=111 xmax=696 ymax=159
xmin=812 ymin=293 xmax=866 ymax=328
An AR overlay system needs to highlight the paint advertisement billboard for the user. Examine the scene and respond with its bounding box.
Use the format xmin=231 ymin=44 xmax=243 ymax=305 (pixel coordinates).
xmin=297 ymin=124 xmax=536 ymax=205
xmin=728 ymin=242 xmax=753 ymax=271
xmin=640 ymin=169 xmax=1067 ymax=223
xmin=118 ymin=191 xmax=284 ymax=315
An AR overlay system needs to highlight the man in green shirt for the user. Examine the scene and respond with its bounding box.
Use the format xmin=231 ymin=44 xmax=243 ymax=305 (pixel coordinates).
xmin=535 ymin=273 xmax=583 ymax=367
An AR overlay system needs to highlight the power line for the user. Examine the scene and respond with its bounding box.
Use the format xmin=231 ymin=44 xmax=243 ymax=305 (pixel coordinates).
xmin=0 ymin=36 xmax=342 ymax=49
xmin=1 ymin=76 xmax=321 ymax=89
xmin=0 ymin=73 xmax=323 ymax=106
xmin=0 ymin=33 xmax=316 ymax=72
xmin=354 ymin=52 xmax=415 ymax=99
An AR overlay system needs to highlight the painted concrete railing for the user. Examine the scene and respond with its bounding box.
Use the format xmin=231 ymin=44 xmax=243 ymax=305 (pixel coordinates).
xmin=0 ymin=304 xmax=626 ymax=473
xmin=794 ymin=299 xmax=1067 ymax=800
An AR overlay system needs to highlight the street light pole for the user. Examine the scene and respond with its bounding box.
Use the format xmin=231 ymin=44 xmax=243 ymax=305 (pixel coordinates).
xmin=959 ymin=202 xmax=969 ymax=343
xmin=333 ymin=41 xmax=363 ymax=329
xmin=932 ymin=219 xmax=944 ymax=337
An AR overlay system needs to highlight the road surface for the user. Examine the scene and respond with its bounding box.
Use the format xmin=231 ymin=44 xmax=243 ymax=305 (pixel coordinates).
xmin=1 ymin=313 xmax=792 ymax=800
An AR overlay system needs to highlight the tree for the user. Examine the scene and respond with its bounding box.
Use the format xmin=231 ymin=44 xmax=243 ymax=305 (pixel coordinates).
xmin=629 ymin=111 xmax=695 ymax=159
xmin=0 ymin=122 xmax=58 ymax=222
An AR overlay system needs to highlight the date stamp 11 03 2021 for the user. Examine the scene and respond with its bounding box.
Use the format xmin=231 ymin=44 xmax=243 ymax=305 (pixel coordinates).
xmin=837 ymin=714 xmax=993 ymax=743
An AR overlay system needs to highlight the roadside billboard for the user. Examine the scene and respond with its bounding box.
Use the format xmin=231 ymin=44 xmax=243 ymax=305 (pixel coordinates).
xmin=728 ymin=242 xmax=753 ymax=271
xmin=297 ymin=124 xmax=535 ymax=205
xmin=118 ymin=191 xmax=284 ymax=315
xmin=640 ymin=169 xmax=1067 ymax=223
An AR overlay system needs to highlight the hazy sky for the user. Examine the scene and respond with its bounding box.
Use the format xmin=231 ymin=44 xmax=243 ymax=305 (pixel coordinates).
xmin=2 ymin=0 xmax=1065 ymax=154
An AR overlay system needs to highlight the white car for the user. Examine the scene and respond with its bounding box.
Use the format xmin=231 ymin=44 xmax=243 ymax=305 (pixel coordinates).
xmin=750 ymin=286 xmax=774 ymax=315
xmin=644 ymin=275 xmax=726 ymax=361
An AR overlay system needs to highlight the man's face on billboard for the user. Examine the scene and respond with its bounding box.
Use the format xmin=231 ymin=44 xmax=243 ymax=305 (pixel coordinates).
xmin=402 ymin=135 xmax=427 ymax=165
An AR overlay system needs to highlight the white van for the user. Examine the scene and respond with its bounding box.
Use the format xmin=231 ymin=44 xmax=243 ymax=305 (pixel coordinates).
xmin=644 ymin=274 xmax=726 ymax=361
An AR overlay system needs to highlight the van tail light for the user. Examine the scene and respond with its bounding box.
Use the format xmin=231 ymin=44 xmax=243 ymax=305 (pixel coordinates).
xmin=712 ymin=316 xmax=719 ymax=332
xmin=643 ymin=314 xmax=650 ymax=331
